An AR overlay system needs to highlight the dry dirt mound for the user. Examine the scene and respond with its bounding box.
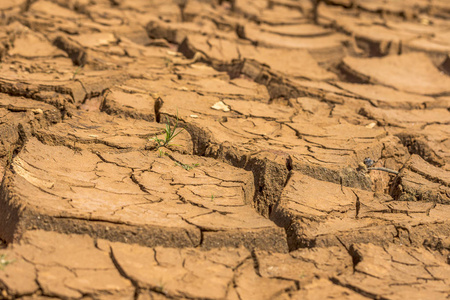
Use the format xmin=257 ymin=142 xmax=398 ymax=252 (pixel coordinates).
xmin=0 ymin=0 xmax=449 ymax=299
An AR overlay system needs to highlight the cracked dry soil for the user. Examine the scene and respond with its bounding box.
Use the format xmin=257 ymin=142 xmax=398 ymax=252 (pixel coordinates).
xmin=0 ymin=0 xmax=449 ymax=299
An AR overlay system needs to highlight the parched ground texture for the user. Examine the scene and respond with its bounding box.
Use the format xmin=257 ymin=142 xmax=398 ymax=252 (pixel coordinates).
xmin=0 ymin=0 xmax=449 ymax=299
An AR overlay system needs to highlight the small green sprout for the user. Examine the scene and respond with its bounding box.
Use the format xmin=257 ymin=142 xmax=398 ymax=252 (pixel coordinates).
xmin=71 ymin=66 xmax=82 ymax=80
xmin=6 ymin=150 xmax=13 ymax=164
xmin=0 ymin=254 xmax=15 ymax=270
xmin=211 ymin=195 xmax=215 ymax=201
xmin=152 ymin=112 xmax=184 ymax=149
xmin=155 ymin=280 xmax=166 ymax=294
xmin=175 ymin=162 xmax=199 ymax=171
xmin=164 ymin=57 xmax=172 ymax=67
xmin=158 ymin=149 xmax=167 ymax=157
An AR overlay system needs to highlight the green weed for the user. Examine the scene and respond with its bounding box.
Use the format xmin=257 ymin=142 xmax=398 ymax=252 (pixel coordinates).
xmin=0 ymin=254 xmax=15 ymax=271
xmin=164 ymin=57 xmax=172 ymax=67
xmin=6 ymin=150 xmax=13 ymax=164
xmin=175 ymin=162 xmax=199 ymax=171
xmin=155 ymin=280 xmax=166 ymax=294
xmin=158 ymin=148 xmax=167 ymax=157
xmin=152 ymin=112 xmax=184 ymax=149
xmin=71 ymin=66 xmax=82 ymax=80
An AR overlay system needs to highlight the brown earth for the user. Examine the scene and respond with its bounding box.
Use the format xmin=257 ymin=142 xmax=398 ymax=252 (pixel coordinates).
xmin=0 ymin=0 xmax=449 ymax=299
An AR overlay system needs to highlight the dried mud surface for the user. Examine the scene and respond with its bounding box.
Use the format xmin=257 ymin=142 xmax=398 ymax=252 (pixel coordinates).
xmin=0 ymin=0 xmax=449 ymax=299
